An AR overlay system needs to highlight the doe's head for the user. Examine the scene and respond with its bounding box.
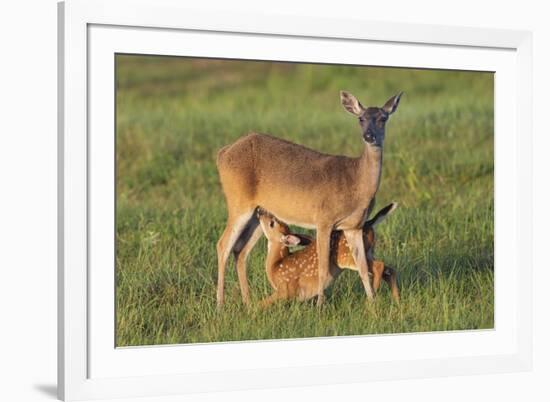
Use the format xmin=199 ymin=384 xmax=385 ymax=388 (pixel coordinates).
xmin=340 ymin=91 xmax=403 ymax=147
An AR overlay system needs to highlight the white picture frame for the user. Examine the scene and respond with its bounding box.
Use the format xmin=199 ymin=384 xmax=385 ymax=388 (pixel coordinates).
xmin=58 ymin=0 xmax=533 ymax=400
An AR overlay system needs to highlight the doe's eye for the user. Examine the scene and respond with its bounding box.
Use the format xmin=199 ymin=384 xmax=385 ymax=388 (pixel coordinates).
xmin=269 ymin=220 xmax=275 ymax=228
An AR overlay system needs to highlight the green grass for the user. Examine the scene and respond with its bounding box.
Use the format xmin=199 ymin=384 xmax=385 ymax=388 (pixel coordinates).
xmin=115 ymin=55 xmax=494 ymax=346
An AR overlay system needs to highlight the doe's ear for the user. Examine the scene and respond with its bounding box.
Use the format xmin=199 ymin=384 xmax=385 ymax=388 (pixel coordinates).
xmin=364 ymin=202 xmax=398 ymax=228
xmin=382 ymin=92 xmax=403 ymax=115
xmin=340 ymin=91 xmax=364 ymax=116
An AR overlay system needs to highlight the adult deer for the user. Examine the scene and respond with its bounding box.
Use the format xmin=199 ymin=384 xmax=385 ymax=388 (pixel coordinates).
xmin=256 ymin=204 xmax=400 ymax=307
xmin=216 ymin=91 xmax=402 ymax=306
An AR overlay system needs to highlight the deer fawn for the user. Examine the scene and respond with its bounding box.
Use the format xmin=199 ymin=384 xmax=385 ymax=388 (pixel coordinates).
xmin=256 ymin=204 xmax=399 ymax=307
xmin=216 ymin=91 xmax=402 ymax=306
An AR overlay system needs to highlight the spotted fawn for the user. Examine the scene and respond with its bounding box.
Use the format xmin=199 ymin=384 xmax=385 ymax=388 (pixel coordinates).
xmin=257 ymin=203 xmax=399 ymax=307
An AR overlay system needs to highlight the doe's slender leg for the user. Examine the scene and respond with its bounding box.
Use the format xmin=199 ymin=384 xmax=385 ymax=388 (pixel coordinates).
xmin=315 ymin=226 xmax=332 ymax=307
xmin=216 ymin=211 xmax=254 ymax=307
xmin=233 ymin=221 xmax=263 ymax=306
xmin=344 ymin=229 xmax=375 ymax=301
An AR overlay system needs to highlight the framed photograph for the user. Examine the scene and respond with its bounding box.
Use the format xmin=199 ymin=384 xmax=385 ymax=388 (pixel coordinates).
xmin=58 ymin=0 xmax=533 ymax=400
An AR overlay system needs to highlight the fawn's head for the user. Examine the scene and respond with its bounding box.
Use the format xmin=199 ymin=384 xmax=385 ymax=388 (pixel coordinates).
xmin=257 ymin=208 xmax=312 ymax=248
xmin=340 ymin=91 xmax=403 ymax=147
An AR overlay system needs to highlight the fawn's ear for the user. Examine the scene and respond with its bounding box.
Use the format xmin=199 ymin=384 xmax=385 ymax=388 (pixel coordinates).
xmin=364 ymin=202 xmax=398 ymax=228
xmin=282 ymin=234 xmax=302 ymax=247
xmin=340 ymin=91 xmax=364 ymax=116
xmin=294 ymin=234 xmax=313 ymax=246
xmin=382 ymin=92 xmax=403 ymax=115
xmin=282 ymin=234 xmax=312 ymax=247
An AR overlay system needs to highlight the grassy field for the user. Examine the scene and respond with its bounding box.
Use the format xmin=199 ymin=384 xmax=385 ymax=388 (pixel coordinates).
xmin=115 ymin=55 xmax=494 ymax=346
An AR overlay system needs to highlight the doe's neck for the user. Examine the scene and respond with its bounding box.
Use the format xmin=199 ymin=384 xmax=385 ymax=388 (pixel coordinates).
xmin=358 ymin=143 xmax=384 ymax=192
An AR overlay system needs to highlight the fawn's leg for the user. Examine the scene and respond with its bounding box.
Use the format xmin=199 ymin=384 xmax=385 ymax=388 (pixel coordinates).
xmin=383 ymin=266 xmax=400 ymax=302
xmin=371 ymin=260 xmax=385 ymax=293
xmin=344 ymin=229 xmax=375 ymax=301
xmin=260 ymin=293 xmax=280 ymax=308
xmin=260 ymin=282 xmax=290 ymax=308
xmin=216 ymin=211 xmax=254 ymax=307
